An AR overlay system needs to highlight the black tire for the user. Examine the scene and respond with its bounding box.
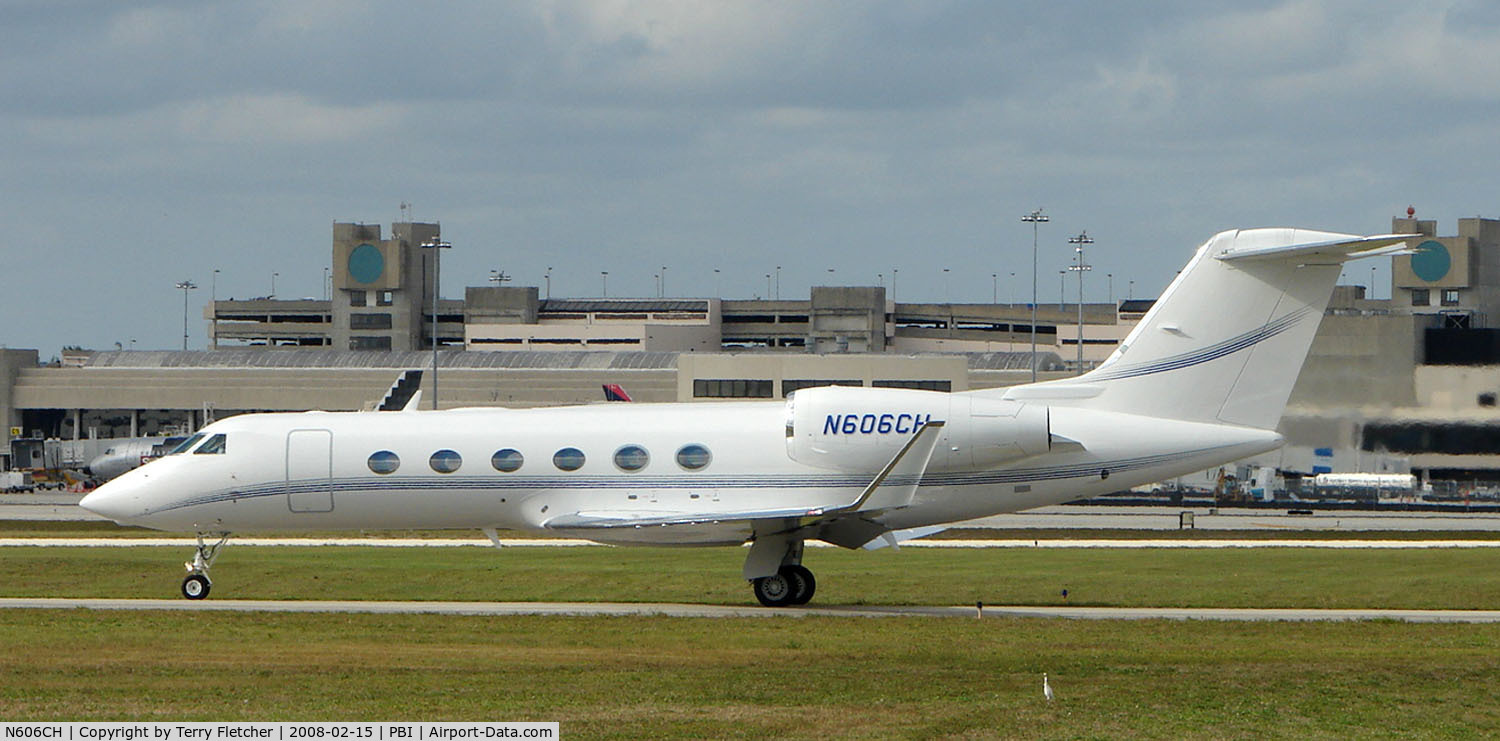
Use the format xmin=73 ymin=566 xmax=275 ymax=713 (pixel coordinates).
xmin=752 ymin=574 xmax=793 ymax=607
xmin=181 ymin=574 xmax=211 ymax=600
xmin=782 ymin=565 xmax=816 ymax=605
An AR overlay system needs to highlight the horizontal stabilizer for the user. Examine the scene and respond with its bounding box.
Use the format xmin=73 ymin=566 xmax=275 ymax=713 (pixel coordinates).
xmin=1214 ymin=233 xmax=1416 ymax=264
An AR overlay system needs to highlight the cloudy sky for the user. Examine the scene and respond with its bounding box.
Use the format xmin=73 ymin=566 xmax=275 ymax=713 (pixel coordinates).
xmin=6 ymin=0 xmax=1499 ymax=356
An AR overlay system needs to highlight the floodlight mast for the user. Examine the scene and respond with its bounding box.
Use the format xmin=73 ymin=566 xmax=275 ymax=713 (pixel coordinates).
xmin=175 ymin=280 xmax=198 ymax=351
xmin=420 ymin=238 xmax=452 ymax=410
xmin=1068 ymin=230 xmax=1094 ymax=373
xmin=1021 ymin=209 xmax=1048 ymax=382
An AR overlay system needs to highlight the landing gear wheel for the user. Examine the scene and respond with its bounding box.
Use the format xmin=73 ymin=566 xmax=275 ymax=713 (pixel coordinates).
xmin=783 ymin=565 xmax=816 ymax=605
xmin=179 ymin=532 xmax=230 ymax=600
xmin=753 ymin=574 xmax=794 ymax=607
xmin=181 ymin=574 xmax=211 ymax=600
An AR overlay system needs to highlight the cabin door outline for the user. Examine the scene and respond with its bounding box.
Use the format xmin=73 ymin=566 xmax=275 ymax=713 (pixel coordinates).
xmin=286 ymin=428 xmax=334 ymax=513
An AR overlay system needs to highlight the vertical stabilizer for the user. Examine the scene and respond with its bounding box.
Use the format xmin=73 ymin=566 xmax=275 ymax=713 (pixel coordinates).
xmin=376 ymin=370 xmax=424 ymax=412
xmin=991 ymin=229 xmax=1411 ymax=430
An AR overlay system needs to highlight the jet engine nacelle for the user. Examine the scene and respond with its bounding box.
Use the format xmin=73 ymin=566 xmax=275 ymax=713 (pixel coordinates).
xmin=784 ymin=386 xmax=1050 ymax=472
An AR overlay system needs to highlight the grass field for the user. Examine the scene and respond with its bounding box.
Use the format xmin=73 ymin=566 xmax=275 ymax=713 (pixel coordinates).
xmin=2 ymin=610 xmax=1497 ymax=737
xmin=4 ymin=542 xmax=1500 ymax=609
xmin=5 ymin=525 xmax=1500 ymax=736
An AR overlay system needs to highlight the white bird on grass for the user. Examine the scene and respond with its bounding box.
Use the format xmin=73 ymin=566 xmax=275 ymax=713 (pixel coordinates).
xmin=1043 ymin=672 xmax=1054 ymax=702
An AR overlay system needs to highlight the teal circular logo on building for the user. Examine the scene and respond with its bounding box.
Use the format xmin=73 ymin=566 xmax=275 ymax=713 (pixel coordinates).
xmin=348 ymin=243 xmax=384 ymax=284
xmin=1411 ymin=240 xmax=1450 ymax=282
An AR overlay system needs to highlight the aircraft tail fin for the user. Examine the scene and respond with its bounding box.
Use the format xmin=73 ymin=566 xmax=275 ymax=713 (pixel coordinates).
xmin=990 ymin=229 xmax=1413 ymax=430
xmin=375 ymin=369 xmax=423 ymax=411
xmin=375 ymin=370 xmax=424 ymax=412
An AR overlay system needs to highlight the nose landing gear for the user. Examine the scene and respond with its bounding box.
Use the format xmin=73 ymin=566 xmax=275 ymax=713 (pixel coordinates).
xmin=182 ymin=532 xmax=231 ymax=600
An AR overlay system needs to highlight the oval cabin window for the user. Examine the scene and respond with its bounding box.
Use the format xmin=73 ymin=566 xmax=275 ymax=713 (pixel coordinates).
xmin=553 ymin=447 xmax=586 ymax=471
xmin=368 ymin=450 xmax=401 ymax=475
xmin=429 ymin=449 xmax=463 ymax=474
xmin=491 ymin=448 xmax=524 ymax=472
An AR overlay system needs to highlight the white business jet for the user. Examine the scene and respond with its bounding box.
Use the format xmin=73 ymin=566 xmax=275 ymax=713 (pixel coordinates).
xmin=81 ymin=228 xmax=1411 ymax=604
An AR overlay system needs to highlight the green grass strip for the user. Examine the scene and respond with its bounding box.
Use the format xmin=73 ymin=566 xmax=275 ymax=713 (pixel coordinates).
xmin=4 ymin=545 xmax=1500 ymax=609
xmin=1 ymin=610 xmax=1497 ymax=737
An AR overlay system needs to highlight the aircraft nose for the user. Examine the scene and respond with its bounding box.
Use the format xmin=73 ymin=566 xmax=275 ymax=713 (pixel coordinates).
xmin=79 ymin=481 xmax=142 ymax=523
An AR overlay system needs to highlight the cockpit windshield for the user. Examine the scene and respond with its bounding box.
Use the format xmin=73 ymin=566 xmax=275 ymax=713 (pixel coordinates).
xmin=194 ymin=434 xmax=227 ymax=455
xmin=168 ymin=433 xmax=206 ymax=455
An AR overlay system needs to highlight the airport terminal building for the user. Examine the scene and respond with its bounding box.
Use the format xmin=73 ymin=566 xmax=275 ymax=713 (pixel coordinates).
xmin=7 ymin=213 xmax=1500 ymax=487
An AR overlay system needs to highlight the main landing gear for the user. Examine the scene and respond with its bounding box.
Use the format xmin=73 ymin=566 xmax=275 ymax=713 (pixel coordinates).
xmin=751 ymin=564 xmax=817 ymax=607
xmin=182 ymin=532 xmax=230 ymax=600
xmin=745 ymin=534 xmax=817 ymax=607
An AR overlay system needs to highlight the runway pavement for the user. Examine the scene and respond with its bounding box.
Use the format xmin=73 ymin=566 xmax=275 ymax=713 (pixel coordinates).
xmin=3 ymin=537 xmax=1499 ymax=548
xmin=4 ymin=597 xmax=1499 ymax=622
xmin=7 ymin=492 xmax=1500 ymax=530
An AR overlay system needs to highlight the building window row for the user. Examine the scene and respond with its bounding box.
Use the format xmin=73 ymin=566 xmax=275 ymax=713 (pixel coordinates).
xmin=1413 ymin=288 xmax=1464 ymax=307
xmin=874 ymin=379 xmax=952 ymax=391
xmin=349 ymin=312 xmax=393 ymax=330
xmin=694 ymin=379 xmax=774 ymax=398
xmin=366 ymin=443 xmax=713 ymax=475
xmin=350 ymin=336 xmax=393 ymax=351
xmin=781 ymin=379 xmax=861 ymax=395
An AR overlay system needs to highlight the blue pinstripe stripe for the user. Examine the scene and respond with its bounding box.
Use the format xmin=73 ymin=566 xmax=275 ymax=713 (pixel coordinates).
xmin=1087 ymin=308 xmax=1311 ymax=382
xmin=154 ymin=445 xmax=1229 ymax=515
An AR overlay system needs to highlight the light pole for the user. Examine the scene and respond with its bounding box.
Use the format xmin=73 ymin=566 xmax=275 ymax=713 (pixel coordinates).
xmin=322 ymin=267 xmax=329 ymax=301
xmin=601 ymin=271 xmax=608 ymax=297
xmin=1068 ymin=230 xmax=1094 ymax=373
xmin=661 ymin=265 xmax=667 ymax=297
xmin=1009 ymin=272 xmax=1016 ymax=305
xmin=775 ymin=266 xmax=781 ymax=300
xmin=420 ymin=238 xmax=452 ymax=410
xmin=1129 ymin=280 xmax=1135 ymax=300
xmin=1059 ymin=270 xmax=1065 ymax=310
xmin=892 ymin=268 xmax=898 ymax=301
xmin=545 ymin=266 xmax=553 ymax=300
xmin=992 ymin=273 xmax=998 ymax=304
xmin=765 ymin=273 xmax=771 ymax=298
xmin=1370 ymin=266 xmax=1377 ymax=299
xmin=943 ymin=267 xmax=951 ymax=302
xmin=1021 ymin=208 xmax=1049 ymax=382
xmin=714 ymin=268 xmax=721 ymax=296
xmin=175 ymin=280 xmax=197 ymax=351
xmin=1107 ymin=272 xmax=1114 ymax=306
xmin=211 ymin=269 xmax=220 ymax=350
xmin=271 ymin=272 xmax=278 ymax=298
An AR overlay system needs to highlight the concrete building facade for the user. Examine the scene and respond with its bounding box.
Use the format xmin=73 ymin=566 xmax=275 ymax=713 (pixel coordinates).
xmin=16 ymin=211 xmax=1500 ymax=489
xmin=208 ymin=221 xmax=1124 ymax=368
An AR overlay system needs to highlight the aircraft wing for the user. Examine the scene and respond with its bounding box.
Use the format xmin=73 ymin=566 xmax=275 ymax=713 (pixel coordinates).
xmin=544 ymin=505 xmax=840 ymax=530
xmin=542 ymin=422 xmax=946 ymax=533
